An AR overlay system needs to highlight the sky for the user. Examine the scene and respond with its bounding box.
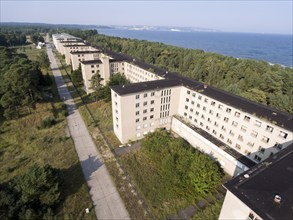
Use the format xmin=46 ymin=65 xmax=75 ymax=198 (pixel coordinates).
xmin=1 ymin=0 xmax=292 ymax=35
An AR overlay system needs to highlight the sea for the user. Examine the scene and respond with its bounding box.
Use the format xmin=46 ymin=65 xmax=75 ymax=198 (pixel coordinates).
xmin=96 ymin=28 xmax=293 ymax=68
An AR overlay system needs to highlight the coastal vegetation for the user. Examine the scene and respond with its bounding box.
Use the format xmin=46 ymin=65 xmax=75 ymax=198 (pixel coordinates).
xmin=63 ymin=29 xmax=293 ymax=114
xmin=120 ymin=129 xmax=224 ymax=219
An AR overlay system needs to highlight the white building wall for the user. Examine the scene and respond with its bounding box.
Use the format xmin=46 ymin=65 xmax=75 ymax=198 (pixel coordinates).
xmin=124 ymin=63 xmax=164 ymax=83
xmin=64 ymin=45 xmax=95 ymax=65
xmin=81 ymin=62 xmax=103 ymax=94
xmin=177 ymin=87 xmax=293 ymax=164
xmin=171 ymin=117 xmax=248 ymax=176
xmin=219 ymin=191 xmax=262 ymax=220
xmin=111 ymin=86 xmax=181 ymax=144
xmin=71 ymin=52 xmax=100 ymax=70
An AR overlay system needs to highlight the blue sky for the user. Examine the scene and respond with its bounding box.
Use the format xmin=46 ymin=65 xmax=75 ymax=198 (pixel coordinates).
xmin=1 ymin=0 xmax=292 ymax=34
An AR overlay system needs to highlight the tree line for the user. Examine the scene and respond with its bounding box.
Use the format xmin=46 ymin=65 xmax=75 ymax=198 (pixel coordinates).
xmin=62 ymin=29 xmax=293 ymax=114
xmin=0 ymin=47 xmax=50 ymax=119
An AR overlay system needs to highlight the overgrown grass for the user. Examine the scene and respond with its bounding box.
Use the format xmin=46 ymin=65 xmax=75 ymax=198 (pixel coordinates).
xmin=191 ymin=198 xmax=224 ymax=220
xmin=119 ymin=130 xmax=225 ymax=219
xmin=16 ymin=44 xmax=46 ymax=61
xmin=0 ymin=45 xmax=96 ymax=219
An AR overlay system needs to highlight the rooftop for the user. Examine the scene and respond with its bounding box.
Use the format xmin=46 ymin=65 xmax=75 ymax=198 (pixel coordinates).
xmin=111 ymin=79 xmax=181 ymax=95
xmin=70 ymin=50 xmax=100 ymax=54
xmin=63 ymin=44 xmax=91 ymax=47
xmin=104 ymin=47 xmax=292 ymax=131
xmin=80 ymin=60 xmax=102 ymax=65
xmin=224 ymin=143 xmax=293 ymax=220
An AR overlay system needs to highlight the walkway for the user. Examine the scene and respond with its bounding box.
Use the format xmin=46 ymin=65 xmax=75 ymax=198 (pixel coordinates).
xmin=46 ymin=40 xmax=130 ymax=219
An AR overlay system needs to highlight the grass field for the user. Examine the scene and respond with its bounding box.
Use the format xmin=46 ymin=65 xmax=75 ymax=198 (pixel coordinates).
xmin=0 ymin=44 xmax=96 ymax=219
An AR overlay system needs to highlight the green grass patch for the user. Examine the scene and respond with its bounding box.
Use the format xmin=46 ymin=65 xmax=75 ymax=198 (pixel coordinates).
xmin=192 ymin=198 xmax=224 ymax=220
xmin=16 ymin=44 xmax=46 ymax=62
xmin=120 ymin=129 xmax=224 ymax=219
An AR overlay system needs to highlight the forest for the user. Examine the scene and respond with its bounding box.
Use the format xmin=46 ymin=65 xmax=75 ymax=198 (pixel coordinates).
xmin=64 ymin=30 xmax=293 ymax=114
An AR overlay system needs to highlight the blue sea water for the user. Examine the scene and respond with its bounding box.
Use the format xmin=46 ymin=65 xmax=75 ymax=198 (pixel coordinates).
xmin=96 ymin=29 xmax=293 ymax=67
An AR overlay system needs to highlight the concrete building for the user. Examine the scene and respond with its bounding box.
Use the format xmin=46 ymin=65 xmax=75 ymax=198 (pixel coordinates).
xmin=63 ymin=44 xmax=96 ymax=65
xmin=70 ymin=50 xmax=100 ymax=70
xmin=219 ymin=143 xmax=293 ymax=220
xmin=52 ymin=33 xmax=82 ymax=52
xmin=52 ymin=33 xmax=293 ymax=177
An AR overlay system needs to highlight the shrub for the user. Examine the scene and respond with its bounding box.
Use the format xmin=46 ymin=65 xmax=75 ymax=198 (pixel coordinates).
xmin=37 ymin=116 xmax=56 ymax=129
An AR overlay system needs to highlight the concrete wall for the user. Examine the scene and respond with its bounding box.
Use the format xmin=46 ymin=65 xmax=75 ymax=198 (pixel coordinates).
xmin=219 ymin=191 xmax=262 ymax=220
xmin=171 ymin=117 xmax=248 ymax=176
xmin=71 ymin=52 xmax=100 ymax=70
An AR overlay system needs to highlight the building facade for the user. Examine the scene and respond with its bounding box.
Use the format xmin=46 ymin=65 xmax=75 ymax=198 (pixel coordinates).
xmin=52 ymin=33 xmax=293 ymax=177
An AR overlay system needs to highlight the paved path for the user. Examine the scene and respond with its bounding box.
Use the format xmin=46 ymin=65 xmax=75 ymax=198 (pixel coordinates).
xmin=46 ymin=41 xmax=130 ymax=220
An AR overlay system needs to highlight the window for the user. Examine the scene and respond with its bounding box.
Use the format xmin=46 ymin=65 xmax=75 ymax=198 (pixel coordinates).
xmin=190 ymin=108 xmax=193 ymax=112
xmin=203 ymin=106 xmax=206 ymax=111
xmin=185 ymin=105 xmax=188 ymax=110
xmin=224 ymin=117 xmax=229 ymax=123
xmin=204 ymin=98 xmax=208 ymax=103
xmin=143 ymin=117 xmax=147 ymax=121
xmin=221 ymin=125 xmax=226 ymax=131
xmin=91 ymin=65 xmax=94 ymax=68
xmin=143 ymin=101 xmax=147 ymax=106
xmin=201 ymin=114 xmax=205 ymax=119
xmin=211 ymin=101 xmax=216 ymax=106
xmin=150 ymin=100 xmax=155 ymax=104
xmin=197 ymin=104 xmax=200 ymax=108
xmin=235 ymin=111 xmax=240 ymax=117
xmin=254 ymin=155 xmax=262 ymax=162
xmin=136 ymin=111 xmax=139 ymax=115
xmin=208 ymin=118 xmax=211 ymax=123
xmin=251 ymin=130 xmax=258 ymax=138
xmin=136 ymin=103 xmax=140 ymax=108
xmin=214 ymin=121 xmax=219 ymax=127
xmin=274 ymin=143 xmax=283 ymax=150
xmin=189 ymin=115 xmax=192 ymax=120
xmin=262 ymin=136 xmax=270 ymax=143
xmin=212 ymin=130 xmax=217 ymax=135
xmin=198 ymin=95 xmax=202 ymax=100
xmin=200 ymin=122 xmax=203 ymax=127
xmin=238 ymin=135 xmax=243 ymax=141
xmin=226 ymin=108 xmax=231 ymax=113
xmin=136 ymin=94 xmax=140 ymax=99
xmin=216 ymin=113 xmax=221 ymax=118
xmin=227 ymin=139 xmax=232 ymax=144
xmin=219 ymin=134 xmax=224 ymax=140
xmin=266 ymin=125 xmax=274 ymax=132
xmin=232 ymin=121 xmax=238 ymax=127
xmin=235 ymin=144 xmax=241 ymax=150
xmin=136 ymin=118 xmax=139 ymax=123
xmin=192 ymin=93 xmax=196 ymax=97
xmin=191 ymin=101 xmax=195 ymax=105
xmin=244 ymin=116 xmax=250 ymax=122
xmin=184 ymin=112 xmax=187 ymax=116
xmin=91 ymin=70 xmax=95 ymax=73
xmin=143 ymin=109 xmax=147 ymax=114
xmin=209 ymin=110 xmax=214 ymax=115
xmin=136 ymin=125 xmax=141 ymax=130
xmin=245 ymin=150 xmax=251 ymax=156
xmin=206 ymin=126 xmax=210 ymax=131
xmin=229 ymin=130 xmax=235 ymax=136
xmin=187 ymin=90 xmax=190 ymax=94
xmin=259 ymin=146 xmax=265 ymax=154
xmin=241 ymin=126 xmax=247 ymax=132
xmin=150 ymin=108 xmax=154 ymax=112
xmin=151 ymin=92 xmax=155 ymax=96
xmin=150 ymin=115 xmax=154 ymax=119
xmin=218 ymin=104 xmax=223 ymax=110
xmin=195 ymin=111 xmax=199 ymax=116
xmin=279 ymin=131 xmax=288 ymax=139
xmin=143 ymin=124 xmax=148 ymax=128
xmin=248 ymin=142 xmax=254 ymax=147
xmin=186 ymin=98 xmax=189 ymax=102
xmin=144 ymin=93 xmax=147 ymax=98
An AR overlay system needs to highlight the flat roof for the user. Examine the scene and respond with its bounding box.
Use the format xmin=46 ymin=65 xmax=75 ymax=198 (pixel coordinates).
xmin=63 ymin=44 xmax=90 ymax=47
xmin=224 ymin=143 xmax=293 ymax=220
xmin=80 ymin=60 xmax=102 ymax=65
xmin=70 ymin=50 xmax=99 ymax=54
xmin=110 ymin=79 xmax=181 ymax=95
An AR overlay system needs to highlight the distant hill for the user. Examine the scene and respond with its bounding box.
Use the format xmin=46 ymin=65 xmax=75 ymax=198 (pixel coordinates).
xmin=0 ymin=22 xmax=111 ymax=29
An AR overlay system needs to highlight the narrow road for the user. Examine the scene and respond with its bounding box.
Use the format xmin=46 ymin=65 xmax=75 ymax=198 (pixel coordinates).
xmin=46 ymin=40 xmax=130 ymax=220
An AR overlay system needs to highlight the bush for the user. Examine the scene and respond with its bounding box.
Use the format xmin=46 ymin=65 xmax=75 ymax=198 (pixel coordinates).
xmin=37 ymin=116 xmax=56 ymax=129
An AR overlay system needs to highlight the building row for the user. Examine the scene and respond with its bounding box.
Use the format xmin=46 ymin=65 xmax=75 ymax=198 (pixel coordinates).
xmin=52 ymin=33 xmax=293 ymax=177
